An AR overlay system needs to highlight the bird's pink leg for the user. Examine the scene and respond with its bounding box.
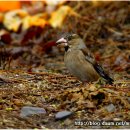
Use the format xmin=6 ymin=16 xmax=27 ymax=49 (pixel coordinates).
xmin=82 ymin=81 xmax=91 ymax=87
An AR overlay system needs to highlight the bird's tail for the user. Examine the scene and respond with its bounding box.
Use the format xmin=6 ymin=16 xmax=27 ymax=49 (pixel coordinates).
xmin=93 ymin=63 xmax=114 ymax=85
xmin=104 ymin=74 xmax=114 ymax=85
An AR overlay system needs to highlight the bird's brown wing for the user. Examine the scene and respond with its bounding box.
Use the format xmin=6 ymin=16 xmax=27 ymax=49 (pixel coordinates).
xmin=81 ymin=48 xmax=114 ymax=84
xmin=81 ymin=47 xmax=96 ymax=64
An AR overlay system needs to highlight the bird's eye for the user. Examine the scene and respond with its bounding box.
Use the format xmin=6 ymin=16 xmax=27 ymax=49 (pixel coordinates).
xmin=68 ymin=35 xmax=72 ymax=41
xmin=65 ymin=34 xmax=72 ymax=41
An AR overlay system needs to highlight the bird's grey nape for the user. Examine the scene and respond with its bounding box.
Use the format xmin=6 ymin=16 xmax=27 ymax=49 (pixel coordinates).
xmin=56 ymin=31 xmax=76 ymax=40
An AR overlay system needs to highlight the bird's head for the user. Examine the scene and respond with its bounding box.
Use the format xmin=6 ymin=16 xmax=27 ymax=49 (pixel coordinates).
xmin=56 ymin=34 xmax=85 ymax=51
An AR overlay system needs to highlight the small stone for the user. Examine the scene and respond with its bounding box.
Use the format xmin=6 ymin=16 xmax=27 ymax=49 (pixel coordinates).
xmin=55 ymin=111 xmax=73 ymax=120
xmin=105 ymin=104 xmax=115 ymax=112
xmin=20 ymin=106 xmax=46 ymax=118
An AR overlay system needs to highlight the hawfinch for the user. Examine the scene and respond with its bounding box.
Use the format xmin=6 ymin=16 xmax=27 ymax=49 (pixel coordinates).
xmin=56 ymin=34 xmax=113 ymax=84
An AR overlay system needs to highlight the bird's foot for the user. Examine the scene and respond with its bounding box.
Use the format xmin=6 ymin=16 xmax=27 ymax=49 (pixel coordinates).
xmin=82 ymin=81 xmax=91 ymax=87
xmin=82 ymin=81 xmax=98 ymax=91
xmin=95 ymin=78 xmax=106 ymax=85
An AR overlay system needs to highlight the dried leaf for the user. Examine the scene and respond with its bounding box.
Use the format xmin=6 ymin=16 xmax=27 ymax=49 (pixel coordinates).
xmin=49 ymin=6 xmax=79 ymax=28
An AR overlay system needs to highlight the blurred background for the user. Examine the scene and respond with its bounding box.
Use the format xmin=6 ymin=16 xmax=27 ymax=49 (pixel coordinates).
xmin=0 ymin=1 xmax=129 ymax=78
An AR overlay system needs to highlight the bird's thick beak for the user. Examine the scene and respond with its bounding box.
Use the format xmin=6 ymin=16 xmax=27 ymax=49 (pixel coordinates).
xmin=56 ymin=38 xmax=68 ymax=46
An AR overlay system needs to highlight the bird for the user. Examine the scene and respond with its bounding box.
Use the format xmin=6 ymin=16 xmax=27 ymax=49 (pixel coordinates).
xmin=56 ymin=33 xmax=114 ymax=85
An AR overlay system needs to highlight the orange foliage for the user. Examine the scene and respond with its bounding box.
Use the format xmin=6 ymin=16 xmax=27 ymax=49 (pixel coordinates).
xmin=0 ymin=1 xmax=21 ymax=12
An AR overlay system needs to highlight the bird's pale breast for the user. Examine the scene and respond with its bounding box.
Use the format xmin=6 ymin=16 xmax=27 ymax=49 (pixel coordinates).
xmin=64 ymin=49 xmax=100 ymax=82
